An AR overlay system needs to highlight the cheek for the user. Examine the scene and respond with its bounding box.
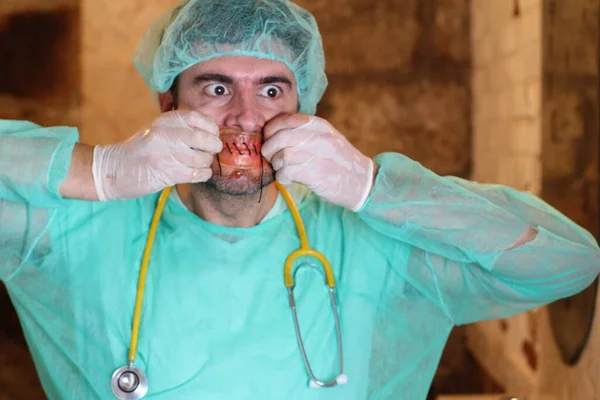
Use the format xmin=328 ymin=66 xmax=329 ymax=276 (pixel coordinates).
xmin=177 ymin=89 xmax=229 ymax=121
xmin=258 ymin=92 xmax=298 ymax=114
xmin=177 ymin=103 xmax=228 ymax=126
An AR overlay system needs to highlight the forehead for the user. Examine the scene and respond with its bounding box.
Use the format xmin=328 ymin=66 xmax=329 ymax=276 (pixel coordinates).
xmin=181 ymin=55 xmax=297 ymax=85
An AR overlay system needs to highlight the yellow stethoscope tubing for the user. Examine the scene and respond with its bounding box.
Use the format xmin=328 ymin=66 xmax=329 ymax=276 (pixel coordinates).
xmin=126 ymin=183 xmax=337 ymax=365
xmin=128 ymin=186 xmax=173 ymax=362
xmin=274 ymin=181 xmax=336 ymax=289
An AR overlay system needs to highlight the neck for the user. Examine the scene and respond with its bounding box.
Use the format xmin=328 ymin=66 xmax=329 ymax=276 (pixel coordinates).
xmin=177 ymin=183 xmax=279 ymax=228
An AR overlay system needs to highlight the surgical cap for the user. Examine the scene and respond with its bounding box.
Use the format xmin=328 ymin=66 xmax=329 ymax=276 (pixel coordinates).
xmin=132 ymin=0 xmax=328 ymax=115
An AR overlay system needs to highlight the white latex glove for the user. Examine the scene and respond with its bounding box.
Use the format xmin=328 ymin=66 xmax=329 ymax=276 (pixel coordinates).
xmin=92 ymin=110 xmax=222 ymax=201
xmin=262 ymin=114 xmax=376 ymax=212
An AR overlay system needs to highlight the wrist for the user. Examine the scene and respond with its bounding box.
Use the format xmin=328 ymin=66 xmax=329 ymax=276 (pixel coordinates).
xmin=350 ymin=158 xmax=377 ymax=212
xmin=92 ymin=144 xmax=119 ymax=201
xmin=372 ymin=161 xmax=380 ymax=185
xmin=59 ymin=143 xmax=98 ymax=200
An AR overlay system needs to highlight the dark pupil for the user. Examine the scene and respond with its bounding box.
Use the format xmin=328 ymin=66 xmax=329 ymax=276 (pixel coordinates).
xmin=267 ymin=88 xmax=277 ymax=97
xmin=215 ymin=86 xmax=225 ymax=95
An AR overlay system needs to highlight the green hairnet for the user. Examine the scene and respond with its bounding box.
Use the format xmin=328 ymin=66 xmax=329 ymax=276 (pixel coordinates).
xmin=132 ymin=0 xmax=328 ymax=115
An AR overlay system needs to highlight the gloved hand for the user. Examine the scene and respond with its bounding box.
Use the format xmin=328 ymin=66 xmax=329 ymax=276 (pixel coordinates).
xmin=262 ymin=114 xmax=376 ymax=212
xmin=92 ymin=110 xmax=222 ymax=201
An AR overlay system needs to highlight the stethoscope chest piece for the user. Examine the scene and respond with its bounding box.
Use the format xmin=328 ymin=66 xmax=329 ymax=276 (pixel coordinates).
xmin=111 ymin=364 xmax=148 ymax=400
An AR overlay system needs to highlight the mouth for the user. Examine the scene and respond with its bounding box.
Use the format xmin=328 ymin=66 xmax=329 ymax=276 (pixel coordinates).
xmin=217 ymin=128 xmax=265 ymax=168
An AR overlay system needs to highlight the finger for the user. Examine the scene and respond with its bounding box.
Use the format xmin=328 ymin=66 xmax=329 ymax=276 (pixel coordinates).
xmin=173 ymin=128 xmax=223 ymax=154
xmin=189 ymin=167 xmax=213 ymax=183
xmin=263 ymin=113 xmax=312 ymax=140
xmin=275 ymin=165 xmax=307 ymax=186
xmin=174 ymin=149 xmax=215 ymax=169
xmin=261 ymin=128 xmax=319 ymax=161
xmin=271 ymin=148 xmax=315 ymax=171
xmin=168 ymin=167 xmax=212 ymax=184
xmin=275 ymin=167 xmax=293 ymax=185
xmin=157 ymin=110 xmax=220 ymax=136
xmin=158 ymin=163 xmax=212 ymax=185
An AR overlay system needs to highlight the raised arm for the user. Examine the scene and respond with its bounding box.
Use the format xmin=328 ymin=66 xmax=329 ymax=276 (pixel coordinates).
xmin=358 ymin=152 xmax=600 ymax=324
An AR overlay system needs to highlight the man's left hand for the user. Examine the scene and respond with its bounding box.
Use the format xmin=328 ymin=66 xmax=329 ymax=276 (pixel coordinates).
xmin=262 ymin=113 xmax=376 ymax=212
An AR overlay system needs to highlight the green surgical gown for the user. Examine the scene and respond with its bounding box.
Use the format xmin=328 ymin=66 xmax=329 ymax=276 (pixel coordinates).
xmin=1 ymin=119 xmax=599 ymax=399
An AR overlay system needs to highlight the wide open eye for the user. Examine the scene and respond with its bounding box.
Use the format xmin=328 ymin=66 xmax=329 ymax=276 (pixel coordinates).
xmin=259 ymin=85 xmax=281 ymax=99
xmin=205 ymin=84 xmax=231 ymax=96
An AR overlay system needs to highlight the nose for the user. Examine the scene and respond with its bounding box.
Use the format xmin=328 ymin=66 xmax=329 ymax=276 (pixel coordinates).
xmin=222 ymin=92 xmax=265 ymax=133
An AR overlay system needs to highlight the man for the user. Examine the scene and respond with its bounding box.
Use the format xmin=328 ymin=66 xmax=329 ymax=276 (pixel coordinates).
xmin=0 ymin=0 xmax=598 ymax=399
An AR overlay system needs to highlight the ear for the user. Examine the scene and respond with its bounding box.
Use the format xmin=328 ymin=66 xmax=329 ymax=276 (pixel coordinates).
xmin=158 ymin=91 xmax=176 ymax=112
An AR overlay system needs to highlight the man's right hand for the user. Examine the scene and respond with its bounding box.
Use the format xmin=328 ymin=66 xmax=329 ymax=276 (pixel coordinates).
xmin=92 ymin=110 xmax=222 ymax=201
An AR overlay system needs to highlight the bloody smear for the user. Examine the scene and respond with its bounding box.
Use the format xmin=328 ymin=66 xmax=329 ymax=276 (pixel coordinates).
xmin=215 ymin=128 xmax=270 ymax=202
xmin=218 ymin=128 xmax=265 ymax=169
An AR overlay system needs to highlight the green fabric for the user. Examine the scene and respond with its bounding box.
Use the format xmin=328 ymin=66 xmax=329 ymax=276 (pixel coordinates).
xmin=1 ymin=120 xmax=599 ymax=399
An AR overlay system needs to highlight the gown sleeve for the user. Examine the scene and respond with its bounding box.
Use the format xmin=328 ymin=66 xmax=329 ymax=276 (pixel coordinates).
xmin=0 ymin=119 xmax=78 ymax=281
xmin=356 ymin=152 xmax=600 ymax=325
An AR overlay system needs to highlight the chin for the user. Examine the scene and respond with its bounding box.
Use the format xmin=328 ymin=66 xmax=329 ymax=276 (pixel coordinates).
xmin=204 ymin=129 xmax=276 ymax=196
xmin=204 ymin=165 xmax=276 ymax=196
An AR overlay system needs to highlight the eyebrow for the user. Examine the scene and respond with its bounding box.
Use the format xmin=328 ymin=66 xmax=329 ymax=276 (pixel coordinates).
xmin=193 ymin=73 xmax=233 ymax=85
xmin=192 ymin=73 xmax=292 ymax=87
xmin=259 ymin=76 xmax=292 ymax=87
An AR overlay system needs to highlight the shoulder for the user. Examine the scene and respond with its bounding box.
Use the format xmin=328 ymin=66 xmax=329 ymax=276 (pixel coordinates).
xmin=54 ymin=192 xmax=163 ymax=234
xmin=0 ymin=119 xmax=80 ymax=141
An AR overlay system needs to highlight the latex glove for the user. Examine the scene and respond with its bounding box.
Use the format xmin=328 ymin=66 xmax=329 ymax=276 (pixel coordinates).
xmin=262 ymin=114 xmax=375 ymax=212
xmin=92 ymin=110 xmax=222 ymax=201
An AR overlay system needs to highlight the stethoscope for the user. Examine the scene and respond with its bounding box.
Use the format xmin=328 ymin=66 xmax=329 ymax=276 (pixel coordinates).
xmin=111 ymin=182 xmax=347 ymax=399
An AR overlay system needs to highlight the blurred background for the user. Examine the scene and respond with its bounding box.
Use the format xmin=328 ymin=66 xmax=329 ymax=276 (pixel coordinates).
xmin=0 ymin=0 xmax=598 ymax=399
